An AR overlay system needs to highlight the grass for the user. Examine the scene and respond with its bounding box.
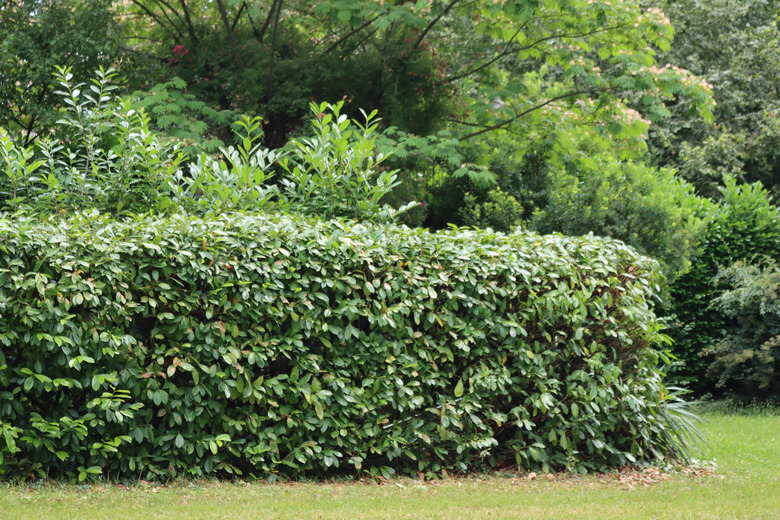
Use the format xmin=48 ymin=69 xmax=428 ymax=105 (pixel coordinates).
xmin=1 ymin=402 xmax=778 ymax=520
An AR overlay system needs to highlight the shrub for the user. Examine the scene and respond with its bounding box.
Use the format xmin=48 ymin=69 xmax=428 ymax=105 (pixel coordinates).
xmin=666 ymin=176 xmax=780 ymax=393
xmin=0 ymin=212 xmax=692 ymax=481
xmin=706 ymin=261 xmax=780 ymax=397
xmin=0 ymin=67 xmax=184 ymax=215
xmin=169 ymin=101 xmax=414 ymax=221
xmin=459 ymin=188 xmax=524 ymax=233
xmin=531 ymin=160 xmax=707 ymax=282
xmin=130 ymin=76 xmax=237 ymax=157
xmin=0 ymin=69 xmax=413 ymax=223
xmin=278 ymin=101 xmax=415 ymax=222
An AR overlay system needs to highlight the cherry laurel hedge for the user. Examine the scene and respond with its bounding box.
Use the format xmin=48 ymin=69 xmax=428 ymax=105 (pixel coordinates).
xmin=0 ymin=213 xmax=679 ymax=481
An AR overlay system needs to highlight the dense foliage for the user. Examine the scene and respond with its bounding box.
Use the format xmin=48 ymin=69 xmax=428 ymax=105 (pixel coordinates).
xmin=0 ymin=212 xmax=688 ymax=481
xmin=114 ymin=0 xmax=713 ymax=148
xmin=0 ymin=0 xmax=126 ymax=146
xmin=650 ymin=0 xmax=780 ymax=198
xmin=666 ymin=178 xmax=780 ymax=393
xmin=0 ymin=68 xmax=409 ymax=223
xmin=707 ymin=261 xmax=780 ymax=398
xmin=531 ymin=160 xmax=706 ymax=282
xmin=3 ymin=0 xmax=770 ymax=479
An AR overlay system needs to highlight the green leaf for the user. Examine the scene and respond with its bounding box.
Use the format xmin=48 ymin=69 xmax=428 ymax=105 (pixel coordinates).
xmin=454 ymin=379 xmax=464 ymax=398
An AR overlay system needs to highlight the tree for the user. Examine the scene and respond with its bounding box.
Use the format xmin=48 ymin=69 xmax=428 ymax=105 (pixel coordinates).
xmin=665 ymin=177 xmax=780 ymax=393
xmin=649 ymin=0 xmax=780 ymax=198
xmin=118 ymin=0 xmax=714 ymax=152
xmin=118 ymin=0 xmax=456 ymax=147
xmin=0 ymin=0 xmax=125 ymax=145
xmin=0 ymin=1 xmax=718 ymax=281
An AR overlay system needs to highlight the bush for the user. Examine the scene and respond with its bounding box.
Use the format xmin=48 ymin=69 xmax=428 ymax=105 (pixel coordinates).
xmin=277 ymin=101 xmax=415 ymax=222
xmin=0 ymin=67 xmax=184 ymax=214
xmin=706 ymin=261 xmax=780 ymax=398
xmin=0 ymin=68 xmax=411 ymax=223
xmin=531 ymin=160 xmax=707 ymax=282
xmin=459 ymin=188 xmax=524 ymax=233
xmin=0 ymin=212 xmax=690 ymax=481
xmin=666 ymin=176 xmax=780 ymax=393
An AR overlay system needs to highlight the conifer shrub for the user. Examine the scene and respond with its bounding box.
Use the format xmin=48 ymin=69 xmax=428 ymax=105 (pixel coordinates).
xmin=0 ymin=212 xmax=690 ymax=481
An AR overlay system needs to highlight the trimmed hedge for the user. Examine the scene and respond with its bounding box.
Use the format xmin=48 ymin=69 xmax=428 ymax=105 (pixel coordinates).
xmin=1 ymin=212 xmax=678 ymax=481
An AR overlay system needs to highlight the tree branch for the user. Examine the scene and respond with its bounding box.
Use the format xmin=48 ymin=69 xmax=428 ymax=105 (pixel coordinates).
xmin=149 ymin=0 xmax=183 ymax=19
xmin=513 ymin=22 xmax=632 ymax=54
xmin=147 ymin=0 xmax=187 ymax=41
xmin=321 ymin=14 xmax=381 ymax=55
xmin=256 ymin=0 xmax=283 ymax=44
xmin=231 ymin=2 xmax=247 ymax=32
xmin=447 ymin=20 xmax=631 ymax=85
xmin=23 ymin=114 xmax=38 ymax=147
xmin=407 ymin=0 xmax=461 ymax=58
xmin=215 ymin=0 xmax=244 ymax=67
xmin=179 ymin=0 xmax=198 ymax=43
xmin=266 ymin=0 xmax=284 ymax=97
xmin=7 ymin=112 xmax=30 ymax=144
xmin=458 ymin=89 xmax=603 ymax=141
xmin=239 ymin=2 xmax=263 ymax=40
xmin=131 ymin=1 xmax=183 ymax=41
xmin=23 ymin=85 xmax=49 ymax=146
xmin=447 ymin=27 xmax=526 ymax=83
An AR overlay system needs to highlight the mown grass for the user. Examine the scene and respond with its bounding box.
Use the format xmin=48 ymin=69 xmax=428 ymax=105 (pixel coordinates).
xmin=1 ymin=402 xmax=778 ymax=520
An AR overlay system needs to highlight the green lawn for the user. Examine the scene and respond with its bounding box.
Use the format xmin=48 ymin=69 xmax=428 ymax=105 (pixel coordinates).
xmin=2 ymin=404 xmax=778 ymax=520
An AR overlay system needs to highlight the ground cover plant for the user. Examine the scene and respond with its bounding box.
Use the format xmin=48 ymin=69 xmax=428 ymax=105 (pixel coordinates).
xmin=0 ymin=211 xmax=692 ymax=481
xmin=0 ymin=405 xmax=778 ymax=520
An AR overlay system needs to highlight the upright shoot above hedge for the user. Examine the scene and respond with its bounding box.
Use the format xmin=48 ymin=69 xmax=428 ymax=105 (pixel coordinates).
xmin=0 ymin=68 xmax=413 ymax=224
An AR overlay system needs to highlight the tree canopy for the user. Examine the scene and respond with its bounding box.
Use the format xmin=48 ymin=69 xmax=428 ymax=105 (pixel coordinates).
xmin=650 ymin=0 xmax=780 ymax=198
xmin=0 ymin=0 xmax=124 ymax=145
xmin=113 ymin=0 xmax=713 ymax=148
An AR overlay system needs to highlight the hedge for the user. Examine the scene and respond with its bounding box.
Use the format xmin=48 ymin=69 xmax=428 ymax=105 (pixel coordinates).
xmin=666 ymin=178 xmax=780 ymax=394
xmin=0 ymin=212 xmax=683 ymax=481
